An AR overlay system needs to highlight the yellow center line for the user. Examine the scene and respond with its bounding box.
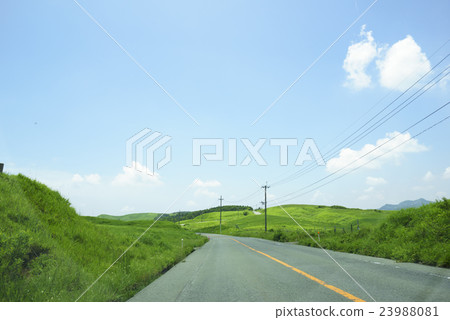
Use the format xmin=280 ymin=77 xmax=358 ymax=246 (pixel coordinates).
xmin=231 ymin=238 xmax=365 ymax=302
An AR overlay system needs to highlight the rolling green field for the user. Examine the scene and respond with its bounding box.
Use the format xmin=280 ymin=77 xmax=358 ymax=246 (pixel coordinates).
xmin=179 ymin=202 xmax=449 ymax=268
xmin=180 ymin=204 xmax=388 ymax=235
xmin=98 ymin=212 xmax=160 ymax=221
xmin=0 ymin=173 xmax=207 ymax=302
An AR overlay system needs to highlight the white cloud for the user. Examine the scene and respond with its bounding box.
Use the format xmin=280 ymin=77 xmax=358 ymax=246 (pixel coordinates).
xmin=194 ymin=188 xmax=218 ymax=198
xmin=267 ymin=193 xmax=276 ymax=200
xmin=366 ymin=176 xmax=387 ymax=186
xmin=443 ymin=167 xmax=450 ymax=180
xmin=423 ymin=171 xmax=434 ymax=182
xmin=192 ymin=179 xmax=221 ymax=199
xmin=193 ymin=179 xmax=221 ymax=187
xmin=364 ymin=186 xmax=375 ymax=193
xmin=377 ymin=35 xmax=431 ymax=91
xmin=85 ymin=174 xmax=101 ymax=185
xmin=326 ymin=131 xmax=427 ymax=172
xmin=111 ymin=162 xmax=162 ymax=186
xmin=72 ymin=174 xmax=84 ymax=183
xmin=439 ymin=74 xmax=450 ymax=90
xmin=343 ymin=25 xmax=378 ymax=89
xmin=72 ymin=173 xmax=101 ymax=185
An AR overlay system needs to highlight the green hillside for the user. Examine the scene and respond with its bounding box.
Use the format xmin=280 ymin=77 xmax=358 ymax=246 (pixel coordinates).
xmin=98 ymin=212 xmax=160 ymax=221
xmin=180 ymin=201 xmax=449 ymax=267
xmin=297 ymin=199 xmax=450 ymax=267
xmin=0 ymin=173 xmax=207 ymax=302
xmin=180 ymin=204 xmax=388 ymax=234
xmin=161 ymin=205 xmax=253 ymax=222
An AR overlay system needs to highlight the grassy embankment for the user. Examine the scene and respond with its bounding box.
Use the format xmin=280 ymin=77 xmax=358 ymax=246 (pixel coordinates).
xmin=0 ymin=173 xmax=207 ymax=302
xmin=179 ymin=202 xmax=449 ymax=267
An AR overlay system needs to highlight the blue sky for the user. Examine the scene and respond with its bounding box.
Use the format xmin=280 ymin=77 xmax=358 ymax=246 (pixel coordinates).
xmin=1 ymin=0 xmax=449 ymax=215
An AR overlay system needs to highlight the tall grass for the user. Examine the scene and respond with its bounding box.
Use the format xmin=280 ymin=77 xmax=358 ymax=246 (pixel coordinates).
xmin=0 ymin=173 xmax=207 ymax=301
xmin=293 ymin=199 xmax=449 ymax=267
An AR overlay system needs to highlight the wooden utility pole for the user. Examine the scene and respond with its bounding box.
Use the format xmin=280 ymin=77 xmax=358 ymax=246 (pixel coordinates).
xmin=262 ymin=184 xmax=270 ymax=232
xmin=219 ymin=196 xmax=223 ymax=234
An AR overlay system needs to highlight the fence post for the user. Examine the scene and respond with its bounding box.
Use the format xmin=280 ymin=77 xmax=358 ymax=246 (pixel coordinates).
xmin=351 ymin=224 xmax=353 ymax=232
xmin=0 ymin=163 xmax=3 ymax=173
xmin=334 ymin=226 xmax=336 ymax=234
xmin=357 ymin=219 xmax=360 ymax=230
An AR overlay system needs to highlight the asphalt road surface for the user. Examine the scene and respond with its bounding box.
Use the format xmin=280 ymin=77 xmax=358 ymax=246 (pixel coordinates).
xmin=129 ymin=234 xmax=450 ymax=302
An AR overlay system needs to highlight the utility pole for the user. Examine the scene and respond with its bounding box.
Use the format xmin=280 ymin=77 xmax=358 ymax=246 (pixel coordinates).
xmin=262 ymin=183 xmax=270 ymax=232
xmin=219 ymin=196 xmax=223 ymax=234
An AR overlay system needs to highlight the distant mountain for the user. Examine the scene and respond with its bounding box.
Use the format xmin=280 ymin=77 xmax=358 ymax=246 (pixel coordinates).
xmin=379 ymin=198 xmax=432 ymax=211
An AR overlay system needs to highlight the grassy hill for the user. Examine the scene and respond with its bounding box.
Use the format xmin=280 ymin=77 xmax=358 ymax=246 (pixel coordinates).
xmin=0 ymin=173 xmax=207 ymax=302
xmin=299 ymin=199 xmax=449 ymax=267
xmin=161 ymin=205 xmax=253 ymax=223
xmin=180 ymin=204 xmax=388 ymax=235
xmin=180 ymin=201 xmax=449 ymax=267
xmin=98 ymin=212 xmax=160 ymax=221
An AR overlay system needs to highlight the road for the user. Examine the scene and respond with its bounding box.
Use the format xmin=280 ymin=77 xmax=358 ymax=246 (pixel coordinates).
xmin=129 ymin=234 xmax=450 ymax=302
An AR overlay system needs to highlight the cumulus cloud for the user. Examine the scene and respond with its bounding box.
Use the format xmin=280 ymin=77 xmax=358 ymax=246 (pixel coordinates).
xmin=193 ymin=179 xmax=221 ymax=187
xmin=85 ymin=174 xmax=101 ymax=184
xmin=377 ymin=35 xmax=431 ymax=91
xmin=423 ymin=171 xmax=434 ymax=182
xmin=326 ymin=131 xmax=427 ymax=172
xmin=343 ymin=27 xmax=431 ymax=91
xmin=72 ymin=173 xmax=101 ymax=185
xmin=443 ymin=167 xmax=450 ymax=180
xmin=343 ymin=25 xmax=378 ymax=89
xmin=360 ymin=177 xmax=386 ymax=201
xmin=112 ymin=162 xmax=162 ymax=186
xmin=192 ymin=179 xmax=221 ymax=199
xmin=72 ymin=174 xmax=84 ymax=183
xmin=366 ymin=176 xmax=387 ymax=186
xmin=194 ymin=188 xmax=218 ymax=198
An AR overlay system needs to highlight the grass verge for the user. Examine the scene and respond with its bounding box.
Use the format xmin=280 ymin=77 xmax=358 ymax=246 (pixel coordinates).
xmin=0 ymin=173 xmax=207 ymax=301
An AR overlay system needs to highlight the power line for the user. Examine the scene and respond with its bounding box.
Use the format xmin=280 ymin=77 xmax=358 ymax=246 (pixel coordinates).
xmin=250 ymin=0 xmax=379 ymax=125
xmin=269 ymin=39 xmax=449 ymax=187
xmin=273 ymin=66 xmax=450 ymax=188
xmin=270 ymin=108 xmax=450 ymax=204
xmin=271 ymin=54 xmax=450 ymax=187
